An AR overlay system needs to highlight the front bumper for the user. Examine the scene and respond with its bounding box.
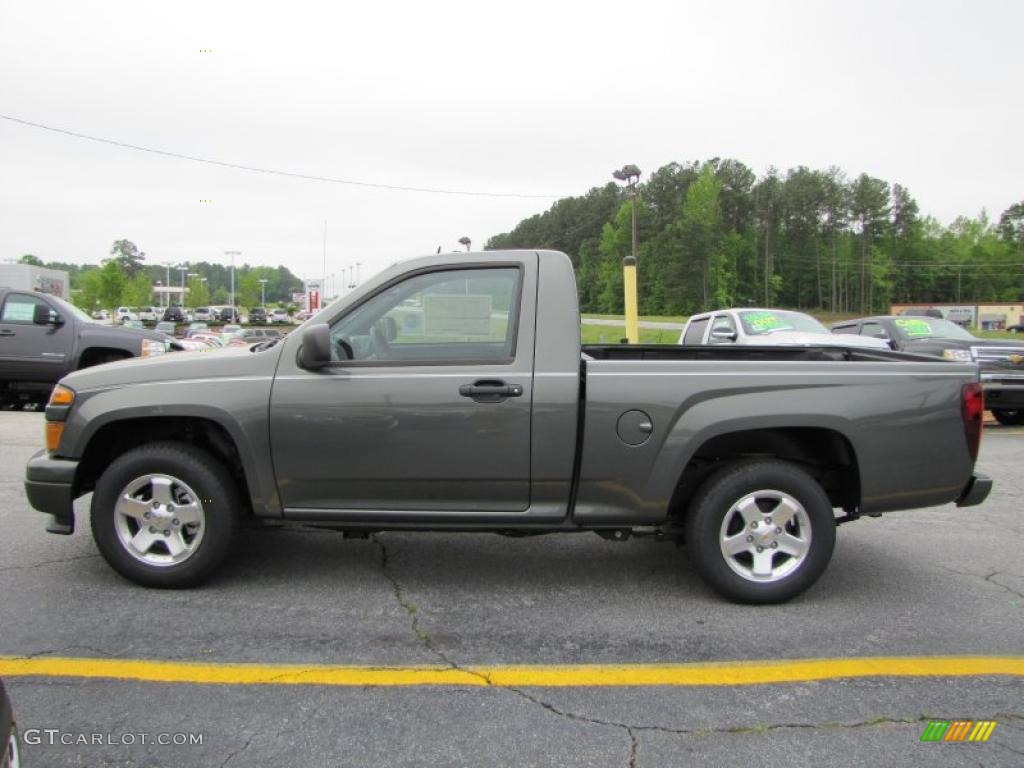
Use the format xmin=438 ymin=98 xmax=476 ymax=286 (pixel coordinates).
xmin=24 ymin=449 xmax=79 ymax=534
xmin=956 ymin=473 xmax=993 ymax=508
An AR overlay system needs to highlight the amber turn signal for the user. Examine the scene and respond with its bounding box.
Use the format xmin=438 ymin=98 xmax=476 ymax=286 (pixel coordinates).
xmin=46 ymin=420 xmax=65 ymax=452
xmin=48 ymin=384 xmax=75 ymax=406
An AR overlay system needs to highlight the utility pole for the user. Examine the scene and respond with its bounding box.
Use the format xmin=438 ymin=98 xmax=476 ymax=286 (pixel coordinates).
xmin=259 ymin=278 xmax=268 ymax=308
xmin=224 ymin=251 xmax=241 ymax=310
xmin=612 ymin=164 xmax=642 ymax=344
xmin=322 ymin=220 xmax=327 ymax=305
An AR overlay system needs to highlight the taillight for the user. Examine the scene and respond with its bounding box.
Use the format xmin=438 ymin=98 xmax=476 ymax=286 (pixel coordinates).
xmin=961 ymin=382 xmax=984 ymax=462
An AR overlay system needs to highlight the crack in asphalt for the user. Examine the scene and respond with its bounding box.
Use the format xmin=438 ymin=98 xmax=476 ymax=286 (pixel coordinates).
xmin=937 ymin=565 xmax=1024 ymax=600
xmin=217 ymin=730 xmax=257 ymax=768
xmin=369 ymin=536 xmax=1024 ymax=765
xmin=0 ymin=553 xmax=100 ymax=574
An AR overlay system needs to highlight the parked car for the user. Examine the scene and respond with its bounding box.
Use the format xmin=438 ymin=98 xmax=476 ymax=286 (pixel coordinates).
xmin=221 ymin=324 xmax=242 ymax=335
xmin=163 ymin=306 xmax=186 ymax=323
xmin=192 ymin=307 xmax=214 ymax=323
xmin=154 ymin=321 xmax=177 ymax=339
xmin=122 ymin=320 xmax=144 ymax=330
xmin=186 ymin=322 xmax=209 ymax=335
xmin=115 ymin=307 xmax=138 ymax=324
xmin=1 ymin=679 xmax=18 ymax=768
xmin=832 ymin=315 xmax=1024 ymax=425
xmin=0 ymin=288 xmax=176 ymax=409
xmin=235 ymin=328 xmax=282 ymax=344
xmin=294 ymin=310 xmax=313 ymax=322
xmin=25 ymin=250 xmax=990 ymax=604
xmin=220 ymin=307 xmax=243 ymax=324
xmin=249 ymin=307 xmax=268 ymax=325
xmin=271 ymin=308 xmax=291 ymax=324
xmin=1007 ymin=323 xmax=1024 ymax=333
xmin=91 ymin=309 xmax=110 ymax=321
xmin=138 ymin=307 xmax=158 ymax=323
xmin=679 ymin=309 xmax=891 ymax=351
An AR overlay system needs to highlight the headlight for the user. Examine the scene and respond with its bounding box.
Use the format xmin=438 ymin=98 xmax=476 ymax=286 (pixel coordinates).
xmin=941 ymin=348 xmax=973 ymax=362
xmin=140 ymin=339 xmax=168 ymax=357
xmin=45 ymin=384 xmax=75 ymax=452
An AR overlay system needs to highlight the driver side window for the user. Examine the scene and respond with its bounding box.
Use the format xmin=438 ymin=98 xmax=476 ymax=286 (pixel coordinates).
xmin=329 ymin=267 xmax=521 ymax=364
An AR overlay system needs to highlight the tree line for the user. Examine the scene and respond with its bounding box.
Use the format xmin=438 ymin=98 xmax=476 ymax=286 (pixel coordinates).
xmin=486 ymin=159 xmax=1024 ymax=316
xmin=18 ymin=241 xmax=305 ymax=311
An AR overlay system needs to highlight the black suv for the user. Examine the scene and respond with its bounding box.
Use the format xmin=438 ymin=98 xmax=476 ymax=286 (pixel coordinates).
xmin=163 ymin=306 xmax=185 ymax=323
xmin=220 ymin=307 xmax=242 ymax=323
xmin=249 ymin=307 xmax=268 ymax=325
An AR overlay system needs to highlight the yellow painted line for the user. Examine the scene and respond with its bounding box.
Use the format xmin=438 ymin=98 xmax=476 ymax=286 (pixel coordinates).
xmin=0 ymin=655 xmax=1022 ymax=687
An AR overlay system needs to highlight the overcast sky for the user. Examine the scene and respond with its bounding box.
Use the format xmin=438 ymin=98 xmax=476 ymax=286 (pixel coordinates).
xmin=1 ymin=0 xmax=1021 ymax=286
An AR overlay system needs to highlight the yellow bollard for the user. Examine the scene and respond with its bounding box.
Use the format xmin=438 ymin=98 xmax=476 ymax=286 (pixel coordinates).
xmin=623 ymin=256 xmax=639 ymax=344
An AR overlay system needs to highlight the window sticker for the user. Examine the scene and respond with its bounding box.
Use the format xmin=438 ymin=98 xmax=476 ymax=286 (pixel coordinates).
xmin=894 ymin=318 xmax=934 ymax=336
xmin=744 ymin=312 xmax=794 ymax=333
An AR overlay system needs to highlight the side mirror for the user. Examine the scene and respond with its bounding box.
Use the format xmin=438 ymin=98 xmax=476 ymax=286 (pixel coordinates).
xmin=710 ymin=329 xmax=737 ymax=342
xmin=300 ymin=323 xmax=332 ymax=369
xmin=33 ymin=304 xmax=61 ymax=325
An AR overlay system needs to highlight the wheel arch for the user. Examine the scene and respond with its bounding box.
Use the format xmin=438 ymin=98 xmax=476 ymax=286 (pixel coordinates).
xmin=667 ymin=425 xmax=861 ymax=521
xmin=71 ymin=411 xmax=277 ymax=517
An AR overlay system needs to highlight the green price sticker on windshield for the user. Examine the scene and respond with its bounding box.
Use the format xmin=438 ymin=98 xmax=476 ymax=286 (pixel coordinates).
xmin=894 ymin=318 xmax=933 ymax=336
xmin=745 ymin=312 xmax=792 ymax=332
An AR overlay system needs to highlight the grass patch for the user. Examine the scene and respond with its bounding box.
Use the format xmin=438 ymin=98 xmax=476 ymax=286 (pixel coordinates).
xmin=581 ymin=323 xmax=679 ymax=344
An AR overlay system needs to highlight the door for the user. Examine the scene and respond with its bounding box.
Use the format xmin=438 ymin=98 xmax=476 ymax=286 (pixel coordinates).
xmin=0 ymin=293 xmax=70 ymax=382
xmin=269 ymin=263 xmax=534 ymax=515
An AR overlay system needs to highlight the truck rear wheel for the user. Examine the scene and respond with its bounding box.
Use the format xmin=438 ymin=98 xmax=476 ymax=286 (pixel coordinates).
xmin=90 ymin=442 xmax=240 ymax=588
xmin=685 ymin=459 xmax=836 ymax=604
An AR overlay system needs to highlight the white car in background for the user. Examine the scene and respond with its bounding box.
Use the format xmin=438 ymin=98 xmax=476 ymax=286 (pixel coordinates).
xmin=271 ymin=308 xmax=291 ymax=324
xmin=115 ymin=307 xmax=138 ymax=324
xmin=679 ymin=308 xmax=892 ymax=350
xmin=138 ymin=307 xmax=159 ymax=322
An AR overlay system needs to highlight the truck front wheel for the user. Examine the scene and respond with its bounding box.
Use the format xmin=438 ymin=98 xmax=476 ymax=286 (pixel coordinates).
xmin=685 ymin=460 xmax=836 ymax=604
xmin=90 ymin=442 xmax=240 ymax=588
xmin=992 ymin=409 xmax=1024 ymax=426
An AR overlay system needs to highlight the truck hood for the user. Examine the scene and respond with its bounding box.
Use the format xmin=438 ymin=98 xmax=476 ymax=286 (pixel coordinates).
xmin=751 ymin=331 xmax=891 ymax=350
xmin=61 ymin=343 xmax=283 ymax=392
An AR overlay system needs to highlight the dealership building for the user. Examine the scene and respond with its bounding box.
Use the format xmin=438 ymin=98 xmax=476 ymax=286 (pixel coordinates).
xmin=0 ymin=263 xmax=70 ymax=299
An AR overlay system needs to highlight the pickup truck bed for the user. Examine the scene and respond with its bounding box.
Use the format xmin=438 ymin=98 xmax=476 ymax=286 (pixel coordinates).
xmin=24 ymin=250 xmax=991 ymax=603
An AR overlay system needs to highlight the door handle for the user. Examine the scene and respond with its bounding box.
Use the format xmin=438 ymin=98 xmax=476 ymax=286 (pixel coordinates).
xmin=0 ymin=329 xmax=14 ymax=337
xmin=459 ymin=379 xmax=523 ymax=402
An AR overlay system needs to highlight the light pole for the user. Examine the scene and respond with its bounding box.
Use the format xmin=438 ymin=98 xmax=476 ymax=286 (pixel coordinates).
xmin=177 ymin=265 xmax=189 ymax=306
xmin=355 ymin=262 xmax=361 ymax=286
xmin=224 ymin=251 xmax=240 ymax=310
xmin=612 ymin=164 xmax=642 ymax=344
xmin=258 ymin=278 xmax=268 ymax=308
xmin=162 ymin=261 xmax=174 ymax=307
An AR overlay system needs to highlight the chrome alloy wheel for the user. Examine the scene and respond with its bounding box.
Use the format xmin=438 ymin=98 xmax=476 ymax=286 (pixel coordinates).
xmin=113 ymin=474 xmax=206 ymax=567
xmin=719 ymin=490 xmax=812 ymax=583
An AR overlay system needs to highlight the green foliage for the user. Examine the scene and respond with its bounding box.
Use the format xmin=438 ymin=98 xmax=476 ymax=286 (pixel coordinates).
xmin=123 ymin=273 xmax=153 ymax=308
xmin=187 ymin=276 xmax=210 ymax=308
xmin=19 ymin=254 xmax=43 ymax=266
xmin=212 ymin=286 xmax=228 ymax=305
xmin=109 ymin=239 xmax=146 ymax=278
xmin=239 ymin=271 xmax=261 ymax=309
xmin=96 ymin=259 xmax=127 ymax=309
xmin=490 ymin=158 xmax=1024 ymax=315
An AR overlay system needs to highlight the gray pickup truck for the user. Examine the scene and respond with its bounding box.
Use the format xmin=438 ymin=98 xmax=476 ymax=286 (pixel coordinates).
xmin=0 ymin=287 xmax=176 ymax=408
xmin=24 ymin=250 xmax=991 ymax=603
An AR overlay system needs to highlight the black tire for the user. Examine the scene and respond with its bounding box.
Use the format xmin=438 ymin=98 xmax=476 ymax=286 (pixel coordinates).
xmin=90 ymin=441 xmax=240 ymax=588
xmin=684 ymin=459 xmax=836 ymax=604
xmin=992 ymin=409 xmax=1024 ymax=426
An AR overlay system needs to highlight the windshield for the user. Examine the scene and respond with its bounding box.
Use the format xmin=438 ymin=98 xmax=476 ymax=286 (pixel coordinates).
xmin=891 ymin=317 xmax=977 ymax=341
xmin=738 ymin=310 xmax=829 ymax=336
xmin=48 ymin=294 xmax=100 ymax=324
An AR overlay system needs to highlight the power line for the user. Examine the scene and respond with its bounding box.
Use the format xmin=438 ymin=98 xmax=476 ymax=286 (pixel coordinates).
xmin=0 ymin=113 xmax=564 ymax=200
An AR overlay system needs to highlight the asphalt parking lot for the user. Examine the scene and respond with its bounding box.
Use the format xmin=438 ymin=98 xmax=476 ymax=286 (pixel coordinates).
xmin=1 ymin=411 xmax=1022 ymax=767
